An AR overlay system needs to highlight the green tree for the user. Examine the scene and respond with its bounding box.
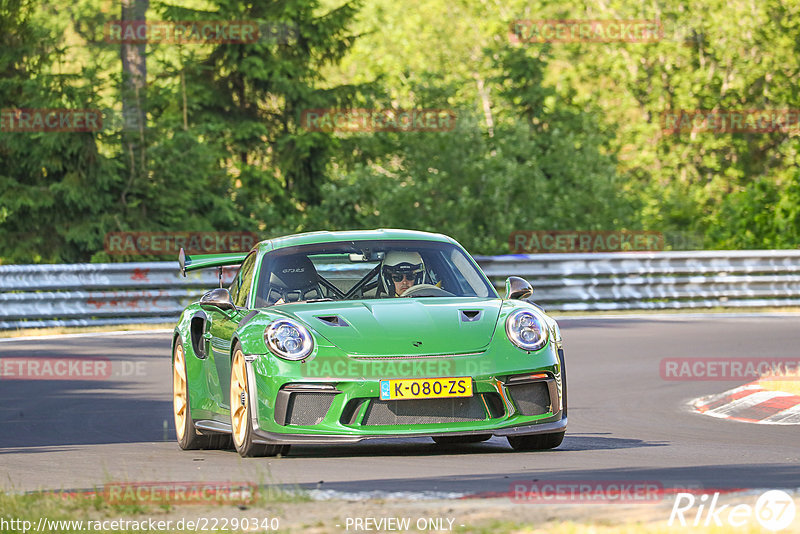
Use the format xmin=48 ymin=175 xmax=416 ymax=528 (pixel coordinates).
xmin=159 ymin=0 xmax=375 ymax=228
xmin=0 ymin=0 xmax=118 ymax=263
xmin=302 ymin=45 xmax=636 ymax=254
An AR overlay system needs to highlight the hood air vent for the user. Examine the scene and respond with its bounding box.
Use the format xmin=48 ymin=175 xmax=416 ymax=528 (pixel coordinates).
xmin=316 ymin=315 xmax=349 ymax=327
xmin=460 ymin=310 xmax=483 ymax=322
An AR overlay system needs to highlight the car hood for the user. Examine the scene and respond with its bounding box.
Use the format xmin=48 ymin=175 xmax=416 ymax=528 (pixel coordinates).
xmin=274 ymin=297 xmax=502 ymax=356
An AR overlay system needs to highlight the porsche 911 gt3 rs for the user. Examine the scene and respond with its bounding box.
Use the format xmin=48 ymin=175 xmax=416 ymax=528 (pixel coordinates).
xmin=172 ymin=229 xmax=567 ymax=456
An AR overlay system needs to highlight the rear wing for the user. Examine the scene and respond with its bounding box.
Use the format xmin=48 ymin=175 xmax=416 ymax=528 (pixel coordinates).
xmin=178 ymin=248 xmax=248 ymax=277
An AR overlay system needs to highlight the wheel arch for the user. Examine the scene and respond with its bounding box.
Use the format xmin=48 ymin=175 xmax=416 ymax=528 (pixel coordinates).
xmin=230 ymin=334 xmax=242 ymax=361
xmin=229 ymin=310 xmax=262 ymax=362
xmin=171 ymin=330 xmax=182 ymax=364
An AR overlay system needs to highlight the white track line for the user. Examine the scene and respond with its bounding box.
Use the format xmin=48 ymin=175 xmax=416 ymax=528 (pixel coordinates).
xmin=762 ymin=404 xmax=800 ymax=424
xmin=0 ymin=329 xmax=173 ymax=343
xmin=690 ymin=385 xmax=800 ymax=425
xmin=703 ymin=391 xmax=781 ymax=417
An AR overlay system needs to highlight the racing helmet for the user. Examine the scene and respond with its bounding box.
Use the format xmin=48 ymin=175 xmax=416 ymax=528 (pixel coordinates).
xmin=380 ymin=251 xmax=425 ymax=296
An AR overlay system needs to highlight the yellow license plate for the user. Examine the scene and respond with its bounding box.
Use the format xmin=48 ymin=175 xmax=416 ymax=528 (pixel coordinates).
xmin=379 ymin=377 xmax=472 ymax=401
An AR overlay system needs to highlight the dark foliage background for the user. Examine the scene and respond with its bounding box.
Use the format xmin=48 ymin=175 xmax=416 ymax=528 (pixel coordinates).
xmin=2 ymin=0 xmax=798 ymax=262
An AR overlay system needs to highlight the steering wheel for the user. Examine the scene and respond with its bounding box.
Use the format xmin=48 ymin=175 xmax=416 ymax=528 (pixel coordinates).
xmin=400 ymin=284 xmax=455 ymax=297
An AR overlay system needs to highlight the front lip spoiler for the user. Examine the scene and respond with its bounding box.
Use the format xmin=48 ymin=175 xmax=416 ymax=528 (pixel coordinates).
xmin=249 ymin=417 xmax=567 ymax=445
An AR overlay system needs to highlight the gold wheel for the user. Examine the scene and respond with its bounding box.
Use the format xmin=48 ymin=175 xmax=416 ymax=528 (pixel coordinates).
xmin=228 ymin=344 xmax=290 ymax=458
xmin=173 ymin=343 xmax=188 ymax=441
xmin=230 ymin=349 xmax=249 ymax=447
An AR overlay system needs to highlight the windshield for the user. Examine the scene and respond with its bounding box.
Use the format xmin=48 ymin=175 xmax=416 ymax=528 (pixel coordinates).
xmin=253 ymin=239 xmax=496 ymax=306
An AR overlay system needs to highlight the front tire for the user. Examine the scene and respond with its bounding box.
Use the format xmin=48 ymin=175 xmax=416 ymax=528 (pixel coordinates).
xmin=508 ymin=431 xmax=564 ymax=451
xmin=173 ymin=339 xmax=232 ymax=450
xmin=230 ymin=345 xmax=290 ymax=458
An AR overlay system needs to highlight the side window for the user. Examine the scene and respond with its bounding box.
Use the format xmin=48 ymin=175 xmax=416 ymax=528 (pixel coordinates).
xmin=230 ymin=253 xmax=257 ymax=308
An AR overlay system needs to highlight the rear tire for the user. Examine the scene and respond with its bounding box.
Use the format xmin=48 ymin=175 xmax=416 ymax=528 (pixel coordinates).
xmin=432 ymin=434 xmax=491 ymax=445
xmin=173 ymin=339 xmax=233 ymax=450
xmin=230 ymin=345 xmax=290 ymax=458
xmin=508 ymin=431 xmax=564 ymax=451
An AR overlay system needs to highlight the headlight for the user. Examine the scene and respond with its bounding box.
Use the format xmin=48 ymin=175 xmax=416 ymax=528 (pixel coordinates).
xmin=264 ymin=319 xmax=314 ymax=360
xmin=505 ymin=309 xmax=548 ymax=351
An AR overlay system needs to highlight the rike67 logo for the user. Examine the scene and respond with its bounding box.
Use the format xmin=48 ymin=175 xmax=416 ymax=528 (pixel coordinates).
xmin=669 ymin=490 xmax=796 ymax=531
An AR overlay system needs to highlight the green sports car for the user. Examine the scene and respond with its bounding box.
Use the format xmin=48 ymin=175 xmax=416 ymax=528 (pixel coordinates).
xmin=172 ymin=229 xmax=567 ymax=457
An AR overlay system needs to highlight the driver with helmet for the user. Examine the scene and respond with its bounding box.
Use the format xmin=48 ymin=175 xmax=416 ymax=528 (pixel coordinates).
xmin=380 ymin=251 xmax=426 ymax=297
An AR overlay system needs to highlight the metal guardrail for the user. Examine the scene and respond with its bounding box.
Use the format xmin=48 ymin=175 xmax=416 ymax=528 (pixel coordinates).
xmin=2 ymin=250 xmax=800 ymax=329
xmin=476 ymin=250 xmax=800 ymax=311
xmin=0 ymin=263 xmax=238 ymax=330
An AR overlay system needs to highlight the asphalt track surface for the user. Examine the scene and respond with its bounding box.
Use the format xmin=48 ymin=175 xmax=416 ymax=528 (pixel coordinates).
xmin=1 ymin=315 xmax=799 ymax=495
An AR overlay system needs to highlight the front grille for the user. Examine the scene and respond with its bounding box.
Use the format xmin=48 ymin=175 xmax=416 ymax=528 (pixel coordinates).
xmin=285 ymin=392 xmax=335 ymax=425
xmin=362 ymin=397 xmax=487 ymax=426
xmin=507 ymin=382 xmax=551 ymax=416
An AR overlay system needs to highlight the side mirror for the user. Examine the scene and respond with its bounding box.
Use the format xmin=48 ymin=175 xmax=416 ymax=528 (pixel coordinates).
xmin=200 ymin=288 xmax=235 ymax=311
xmin=505 ymin=276 xmax=533 ymax=300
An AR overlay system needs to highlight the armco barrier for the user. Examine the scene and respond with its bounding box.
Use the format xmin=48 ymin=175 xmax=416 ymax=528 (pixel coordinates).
xmin=0 ymin=263 xmax=238 ymax=330
xmin=1 ymin=250 xmax=800 ymax=329
xmin=475 ymin=250 xmax=800 ymax=311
